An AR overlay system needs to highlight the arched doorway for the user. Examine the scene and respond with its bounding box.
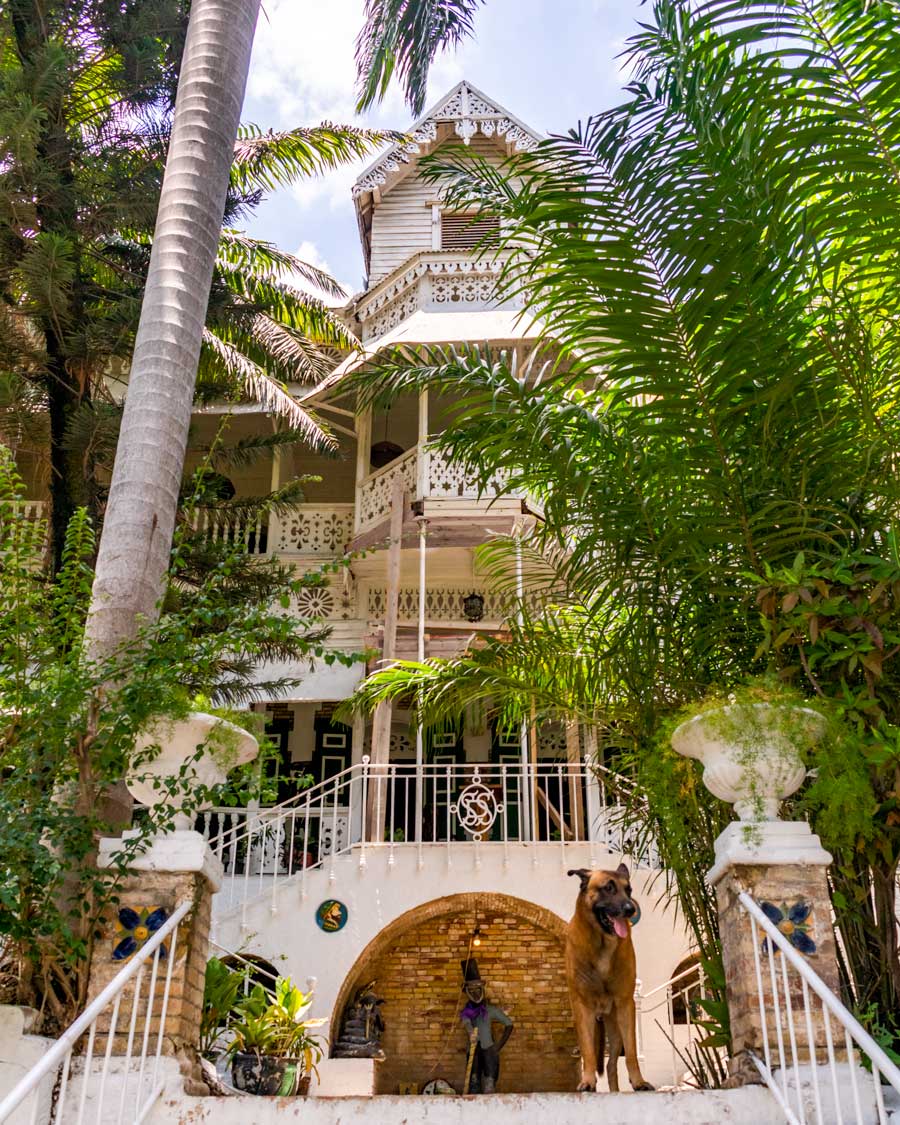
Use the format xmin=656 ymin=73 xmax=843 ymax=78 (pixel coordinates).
xmin=332 ymin=892 xmax=577 ymax=1094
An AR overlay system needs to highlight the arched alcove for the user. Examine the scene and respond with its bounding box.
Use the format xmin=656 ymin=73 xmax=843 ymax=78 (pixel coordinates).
xmin=332 ymin=892 xmax=576 ymax=1094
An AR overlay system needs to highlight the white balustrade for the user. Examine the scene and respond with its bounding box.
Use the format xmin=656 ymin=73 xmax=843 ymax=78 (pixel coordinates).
xmin=187 ymin=507 xmax=268 ymax=553
xmin=740 ymin=892 xmax=900 ymax=1125
xmin=269 ymin=504 xmax=354 ymax=556
xmin=0 ymin=901 xmax=192 ymax=1125
xmin=187 ymin=504 xmax=355 ymax=557
xmin=423 ymin=445 xmax=509 ymax=501
xmin=8 ymin=500 xmax=47 ymax=524
xmin=355 ymin=441 xmax=519 ymax=534
xmin=203 ymin=759 xmax=659 ymax=926
xmin=355 ymin=448 xmax=418 ymax=532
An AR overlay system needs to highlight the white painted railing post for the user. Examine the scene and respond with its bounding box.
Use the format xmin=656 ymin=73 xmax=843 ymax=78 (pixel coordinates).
xmin=583 ymin=753 xmax=603 ymax=864
xmin=359 ymin=755 xmax=370 ymax=870
xmin=634 ymin=978 xmax=644 ymax=1062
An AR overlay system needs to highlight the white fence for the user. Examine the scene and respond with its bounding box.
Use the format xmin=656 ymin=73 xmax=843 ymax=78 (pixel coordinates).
xmin=0 ymin=901 xmax=192 ymax=1125
xmin=187 ymin=504 xmax=354 ymax=557
xmin=741 ymin=891 xmax=900 ymax=1124
xmin=201 ymin=757 xmax=658 ymax=924
xmin=354 ymin=440 xmax=517 ymax=533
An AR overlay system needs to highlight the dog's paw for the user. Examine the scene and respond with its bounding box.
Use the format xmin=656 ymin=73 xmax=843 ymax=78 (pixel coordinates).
xmin=576 ymin=1082 xmax=596 ymax=1093
xmin=633 ymin=1081 xmax=655 ymax=1092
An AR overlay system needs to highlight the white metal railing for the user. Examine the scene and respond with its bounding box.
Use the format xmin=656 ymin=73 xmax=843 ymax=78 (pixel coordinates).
xmin=740 ymin=891 xmax=900 ymax=1124
xmin=635 ymin=961 xmax=727 ymax=1087
xmin=205 ymin=758 xmax=659 ymax=926
xmin=0 ymin=900 xmax=192 ymax=1125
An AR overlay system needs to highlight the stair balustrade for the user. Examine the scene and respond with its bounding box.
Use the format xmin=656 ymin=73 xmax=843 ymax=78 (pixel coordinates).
xmin=740 ymin=891 xmax=900 ymax=1124
xmin=0 ymin=902 xmax=192 ymax=1125
xmin=202 ymin=758 xmax=658 ymax=927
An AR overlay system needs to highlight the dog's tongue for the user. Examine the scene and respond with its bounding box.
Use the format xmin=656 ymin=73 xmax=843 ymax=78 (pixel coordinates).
xmin=613 ymin=918 xmax=630 ymax=939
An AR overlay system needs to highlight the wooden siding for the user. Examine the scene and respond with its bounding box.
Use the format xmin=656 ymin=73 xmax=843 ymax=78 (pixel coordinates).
xmin=369 ymin=136 xmax=505 ymax=283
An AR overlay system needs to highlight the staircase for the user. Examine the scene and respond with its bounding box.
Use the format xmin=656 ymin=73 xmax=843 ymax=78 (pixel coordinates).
xmin=150 ymin=1088 xmax=787 ymax=1125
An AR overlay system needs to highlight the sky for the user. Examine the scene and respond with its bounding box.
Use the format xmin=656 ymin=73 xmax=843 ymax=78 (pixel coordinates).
xmin=242 ymin=0 xmax=645 ymax=297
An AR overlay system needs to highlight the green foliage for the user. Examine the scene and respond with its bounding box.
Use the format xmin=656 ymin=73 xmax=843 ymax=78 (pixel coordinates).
xmin=345 ymin=0 xmax=900 ymax=1052
xmin=229 ymin=978 xmax=325 ymax=1073
xmin=0 ymin=0 xmax=384 ymax=568
xmin=200 ymin=957 xmax=251 ymax=1060
xmin=355 ymin=0 xmax=483 ymax=113
xmin=0 ymin=451 xmax=346 ymax=1028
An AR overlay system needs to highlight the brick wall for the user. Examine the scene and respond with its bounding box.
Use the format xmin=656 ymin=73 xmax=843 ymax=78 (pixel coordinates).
xmin=715 ymin=862 xmax=840 ymax=1059
xmin=338 ymin=898 xmax=579 ymax=1094
xmin=87 ymin=871 xmax=208 ymax=1060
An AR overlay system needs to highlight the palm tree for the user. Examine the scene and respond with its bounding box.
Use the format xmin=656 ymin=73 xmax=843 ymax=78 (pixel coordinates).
xmin=2 ymin=0 xmax=384 ymax=571
xmin=355 ymin=0 xmax=483 ymax=113
xmin=345 ymin=0 xmax=900 ymax=1046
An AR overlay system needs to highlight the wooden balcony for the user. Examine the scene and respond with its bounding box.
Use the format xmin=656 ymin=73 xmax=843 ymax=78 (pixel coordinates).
xmin=353 ymin=440 xmax=534 ymax=548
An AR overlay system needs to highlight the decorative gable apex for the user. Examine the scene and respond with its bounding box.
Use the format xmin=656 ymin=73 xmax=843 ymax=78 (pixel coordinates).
xmin=352 ymin=80 xmax=541 ymax=200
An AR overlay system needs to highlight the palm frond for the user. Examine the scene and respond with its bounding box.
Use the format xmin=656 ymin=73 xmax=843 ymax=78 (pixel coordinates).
xmin=232 ymin=123 xmax=393 ymax=193
xmin=217 ymin=230 xmax=348 ymax=300
xmin=199 ymin=329 xmax=337 ymax=451
xmin=355 ymin=0 xmax=483 ymax=113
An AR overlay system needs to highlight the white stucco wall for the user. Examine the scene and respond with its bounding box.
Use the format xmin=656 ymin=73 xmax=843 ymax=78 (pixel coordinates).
xmin=211 ymin=843 xmax=693 ymax=1089
xmin=148 ymin=1087 xmax=786 ymax=1125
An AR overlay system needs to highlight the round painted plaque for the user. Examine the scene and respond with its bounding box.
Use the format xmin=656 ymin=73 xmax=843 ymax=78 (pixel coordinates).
xmin=316 ymin=899 xmax=348 ymax=933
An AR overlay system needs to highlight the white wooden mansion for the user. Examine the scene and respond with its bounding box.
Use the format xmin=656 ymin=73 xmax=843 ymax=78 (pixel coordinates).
xmin=15 ymin=83 xmax=694 ymax=1096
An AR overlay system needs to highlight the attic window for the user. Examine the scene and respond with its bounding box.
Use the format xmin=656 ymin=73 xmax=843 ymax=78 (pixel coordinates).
xmin=440 ymin=211 xmax=500 ymax=251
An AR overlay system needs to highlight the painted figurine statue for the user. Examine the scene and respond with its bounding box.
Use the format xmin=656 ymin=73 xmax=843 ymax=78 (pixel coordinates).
xmin=332 ymin=981 xmax=385 ymax=1060
xmin=459 ymin=958 xmax=513 ymax=1094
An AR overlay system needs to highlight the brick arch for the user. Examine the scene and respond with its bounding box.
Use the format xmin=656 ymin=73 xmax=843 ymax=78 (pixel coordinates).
xmin=332 ymin=892 xmax=576 ymax=1094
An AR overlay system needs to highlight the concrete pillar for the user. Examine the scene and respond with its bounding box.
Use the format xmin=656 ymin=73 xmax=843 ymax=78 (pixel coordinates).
xmin=708 ymin=821 xmax=839 ymax=1079
xmin=92 ymin=832 xmax=222 ymax=1092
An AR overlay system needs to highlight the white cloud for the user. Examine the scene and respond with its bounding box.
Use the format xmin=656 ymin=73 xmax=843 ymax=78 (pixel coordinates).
xmin=290 ymin=240 xmax=353 ymax=306
xmin=246 ymin=0 xmax=471 ymax=218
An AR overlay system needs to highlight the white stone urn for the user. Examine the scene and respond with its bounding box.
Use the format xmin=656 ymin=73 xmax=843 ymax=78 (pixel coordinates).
xmin=671 ymin=702 xmax=826 ymax=821
xmin=127 ymin=712 xmax=259 ymax=829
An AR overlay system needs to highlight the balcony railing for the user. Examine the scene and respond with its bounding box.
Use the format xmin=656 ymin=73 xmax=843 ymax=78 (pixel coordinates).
xmin=202 ymin=758 xmax=658 ymax=925
xmin=355 ymin=441 xmax=513 ymax=533
xmin=186 ymin=504 xmax=354 ymax=557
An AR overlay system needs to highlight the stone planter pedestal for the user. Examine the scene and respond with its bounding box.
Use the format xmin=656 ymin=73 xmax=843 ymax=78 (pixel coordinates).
xmin=128 ymin=711 xmax=258 ymax=830
xmin=86 ymin=712 xmax=259 ymax=1095
xmin=671 ymin=702 xmax=842 ymax=1083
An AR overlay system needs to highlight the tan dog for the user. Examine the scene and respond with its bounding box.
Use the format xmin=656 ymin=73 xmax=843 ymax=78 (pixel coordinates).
xmin=566 ymin=865 xmax=654 ymax=1093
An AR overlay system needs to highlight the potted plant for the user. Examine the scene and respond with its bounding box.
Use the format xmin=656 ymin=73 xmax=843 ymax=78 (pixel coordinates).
xmin=670 ymin=682 xmax=827 ymax=821
xmin=228 ymin=977 xmax=325 ymax=1096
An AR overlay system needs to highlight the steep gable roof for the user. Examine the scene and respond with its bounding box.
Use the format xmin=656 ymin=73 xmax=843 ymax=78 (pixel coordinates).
xmin=353 ymin=79 xmax=541 ymax=199
xmin=352 ymin=80 xmax=542 ymax=275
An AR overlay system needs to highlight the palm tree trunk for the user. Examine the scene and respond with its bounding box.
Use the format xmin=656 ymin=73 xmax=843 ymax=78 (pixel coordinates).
xmin=85 ymin=0 xmax=260 ymax=655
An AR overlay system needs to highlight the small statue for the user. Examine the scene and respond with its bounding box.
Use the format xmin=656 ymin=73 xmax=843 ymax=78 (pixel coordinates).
xmin=332 ymin=981 xmax=385 ymax=1060
xmin=459 ymin=959 xmax=513 ymax=1094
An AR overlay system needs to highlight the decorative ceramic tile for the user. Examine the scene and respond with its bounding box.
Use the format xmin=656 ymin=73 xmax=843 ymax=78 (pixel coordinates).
xmin=316 ymin=899 xmax=348 ymax=933
xmin=112 ymin=906 xmax=168 ymax=961
xmin=760 ymin=899 xmax=816 ymax=955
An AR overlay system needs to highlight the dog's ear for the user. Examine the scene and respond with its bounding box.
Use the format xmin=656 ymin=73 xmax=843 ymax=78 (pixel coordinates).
xmin=616 ymin=863 xmax=630 ymax=881
xmin=567 ymin=868 xmax=591 ymax=892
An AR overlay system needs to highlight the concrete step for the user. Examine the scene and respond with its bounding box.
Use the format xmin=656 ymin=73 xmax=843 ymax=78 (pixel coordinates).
xmin=149 ymin=1088 xmax=785 ymax=1125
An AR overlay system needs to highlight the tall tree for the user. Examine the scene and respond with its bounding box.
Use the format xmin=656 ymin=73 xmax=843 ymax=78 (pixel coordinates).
xmin=347 ymin=0 xmax=900 ymax=1048
xmin=1 ymin=0 xmax=380 ymax=572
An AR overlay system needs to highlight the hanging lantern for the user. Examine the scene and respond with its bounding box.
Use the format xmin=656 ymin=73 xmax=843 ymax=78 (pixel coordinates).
xmin=369 ymin=440 xmax=405 ymax=469
xmin=370 ymin=404 xmax=404 ymax=470
xmin=463 ymin=592 xmax=485 ymax=622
